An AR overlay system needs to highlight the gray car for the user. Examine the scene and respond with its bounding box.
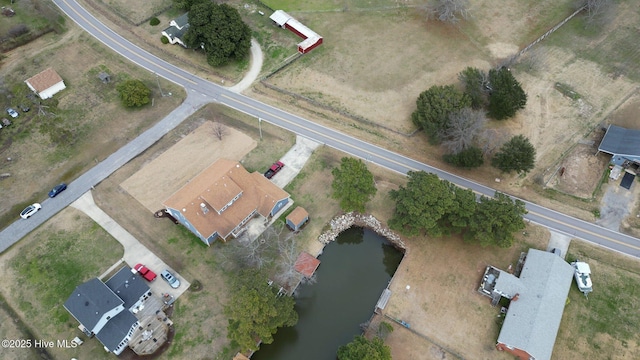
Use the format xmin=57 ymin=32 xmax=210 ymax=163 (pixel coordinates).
xmin=161 ymin=270 xmax=180 ymax=289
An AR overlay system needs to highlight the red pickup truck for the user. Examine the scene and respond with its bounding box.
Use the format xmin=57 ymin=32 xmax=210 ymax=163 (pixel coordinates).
xmin=264 ymin=161 xmax=284 ymax=179
xmin=133 ymin=263 xmax=157 ymax=282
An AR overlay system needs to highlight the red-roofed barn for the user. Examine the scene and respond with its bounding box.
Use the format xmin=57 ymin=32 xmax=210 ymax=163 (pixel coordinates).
xmin=270 ymin=10 xmax=323 ymax=54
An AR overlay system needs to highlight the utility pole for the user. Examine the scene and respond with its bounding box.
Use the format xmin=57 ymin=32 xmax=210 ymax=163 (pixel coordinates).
xmin=258 ymin=117 xmax=263 ymax=139
xmin=156 ymin=73 xmax=171 ymax=97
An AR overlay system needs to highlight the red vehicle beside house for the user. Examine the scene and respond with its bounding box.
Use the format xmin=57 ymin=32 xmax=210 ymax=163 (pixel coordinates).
xmin=133 ymin=263 xmax=157 ymax=282
xmin=264 ymin=161 xmax=285 ymax=179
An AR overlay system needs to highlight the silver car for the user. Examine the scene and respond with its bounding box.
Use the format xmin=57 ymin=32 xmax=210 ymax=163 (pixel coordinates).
xmin=161 ymin=270 xmax=180 ymax=289
xmin=6 ymin=108 xmax=18 ymax=118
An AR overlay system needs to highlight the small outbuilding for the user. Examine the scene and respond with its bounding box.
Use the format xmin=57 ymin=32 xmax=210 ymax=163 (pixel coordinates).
xmin=25 ymin=68 xmax=66 ymax=100
xmin=286 ymin=206 xmax=309 ymax=231
xmin=98 ymin=72 xmax=111 ymax=83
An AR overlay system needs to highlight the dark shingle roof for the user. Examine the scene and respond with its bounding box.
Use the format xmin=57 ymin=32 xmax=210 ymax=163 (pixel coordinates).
xmin=105 ymin=267 xmax=150 ymax=309
xmin=598 ymin=125 xmax=640 ymax=157
xmin=63 ymin=278 xmax=123 ymax=331
xmin=95 ymin=310 xmax=138 ymax=351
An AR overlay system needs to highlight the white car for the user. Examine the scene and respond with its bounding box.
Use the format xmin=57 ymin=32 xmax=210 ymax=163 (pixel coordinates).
xmin=571 ymin=261 xmax=593 ymax=295
xmin=6 ymin=108 xmax=18 ymax=118
xmin=20 ymin=203 xmax=42 ymax=219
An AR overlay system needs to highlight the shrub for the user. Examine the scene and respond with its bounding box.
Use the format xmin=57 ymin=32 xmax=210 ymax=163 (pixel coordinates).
xmin=161 ymin=36 xmax=169 ymax=44
xmin=150 ymin=17 xmax=160 ymax=26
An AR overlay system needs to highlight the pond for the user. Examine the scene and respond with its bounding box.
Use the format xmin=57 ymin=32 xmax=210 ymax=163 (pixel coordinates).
xmin=252 ymin=227 xmax=403 ymax=360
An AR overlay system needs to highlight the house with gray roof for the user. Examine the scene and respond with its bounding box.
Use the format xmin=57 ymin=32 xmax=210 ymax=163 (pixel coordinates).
xmin=598 ymin=124 xmax=640 ymax=166
xmin=64 ymin=267 xmax=151 ymax=355
xmin=162 ymin=13 xmax=190 ymax=48
xmin=492 ymin=249 xmax=574 ymax=360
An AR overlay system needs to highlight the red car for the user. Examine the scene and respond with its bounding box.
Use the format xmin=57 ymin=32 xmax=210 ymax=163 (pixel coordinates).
xmin=133 ymin=263 xmax=157 ymax=282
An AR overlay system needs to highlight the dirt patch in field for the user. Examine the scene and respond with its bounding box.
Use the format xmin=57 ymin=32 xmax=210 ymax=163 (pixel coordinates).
xmin=121 ymin=121 xmax=256 ymax=213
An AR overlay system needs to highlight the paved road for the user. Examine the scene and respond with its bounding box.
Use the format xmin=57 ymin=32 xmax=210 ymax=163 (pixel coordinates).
xmin=1 ymin=0 xmax=639 ymax=259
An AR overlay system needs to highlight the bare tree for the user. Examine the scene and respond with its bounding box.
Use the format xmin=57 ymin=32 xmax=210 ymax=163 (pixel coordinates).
xmin=273 ymin=230 xmax=301 ymax=289
xmin=212 ymin=121 xmax=227 ymax=140
xmin=440 ymin=107 xmax=486 ymax=153
xmin=427 ymin=0 xmax=470 ymax=24
xmin=576 ymin=0 xmax=615 ymax=27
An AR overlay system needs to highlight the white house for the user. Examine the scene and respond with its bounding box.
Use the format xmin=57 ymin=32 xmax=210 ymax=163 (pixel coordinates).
xmin=162 ymin=13 xmax=190 ymax=48
xmin=25 ymin=67 xmax=66 ymax=100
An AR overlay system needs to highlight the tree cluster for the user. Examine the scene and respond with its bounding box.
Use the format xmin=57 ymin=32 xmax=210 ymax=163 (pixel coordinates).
xmin=332 ymin=157 xmax=377 ymax=213
xmin=389 ymin=171 xmax=527 ymax=248
xmin=413 ymin=66 xmax=531 ymax=170
xmin=116 ymin=79 xmax=151 ymax=107
xmin=224 ymin=269 xmax=298 ymax=352
xmin=183 ymin=2 xmax=251 ymax=67
xmin=337 ymin=335 xmax=392 ymax=360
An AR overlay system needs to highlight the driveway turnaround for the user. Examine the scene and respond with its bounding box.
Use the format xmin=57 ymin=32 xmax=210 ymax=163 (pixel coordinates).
xmin=71 ymin=191 xmax=189 ymax=299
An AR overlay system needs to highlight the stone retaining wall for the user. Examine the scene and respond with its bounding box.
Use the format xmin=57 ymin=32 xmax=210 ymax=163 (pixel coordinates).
xmin=317 ymin=212 xmax=406 ymax=253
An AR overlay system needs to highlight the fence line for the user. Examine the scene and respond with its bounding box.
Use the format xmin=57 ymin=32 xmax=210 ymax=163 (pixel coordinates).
xmin=506 ymin=5 xmax=586 ymax=65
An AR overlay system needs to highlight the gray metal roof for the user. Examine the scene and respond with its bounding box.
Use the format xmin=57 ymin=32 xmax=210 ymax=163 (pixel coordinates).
xmin=105 ymin=267 xmax=150 ymax=309
xmin=598 ymin=124 xmax=640 ymax=157
xmin=497 ymin=249 xmax=574 ymax=360
xmin=63 ymin=278 xmax=123 ymax=331
xmin=95 ymin=310 xmax=138 ymax=352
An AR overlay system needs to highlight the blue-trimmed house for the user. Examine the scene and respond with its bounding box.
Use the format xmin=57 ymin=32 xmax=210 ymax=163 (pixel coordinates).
xmin=163 ymin=159 xmax=290 ymax=246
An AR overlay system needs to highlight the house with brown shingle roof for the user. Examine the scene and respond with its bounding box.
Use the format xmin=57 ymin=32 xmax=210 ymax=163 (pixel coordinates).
xmin=163 ymin=159 xmax=290 ymax=245
xmin=25 ymin=67 xmax=66 ymax=100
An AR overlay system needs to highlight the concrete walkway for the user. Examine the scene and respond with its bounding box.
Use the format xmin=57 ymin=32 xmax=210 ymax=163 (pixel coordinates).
xmin=71 ymin=191 xmax=190 ymax=299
